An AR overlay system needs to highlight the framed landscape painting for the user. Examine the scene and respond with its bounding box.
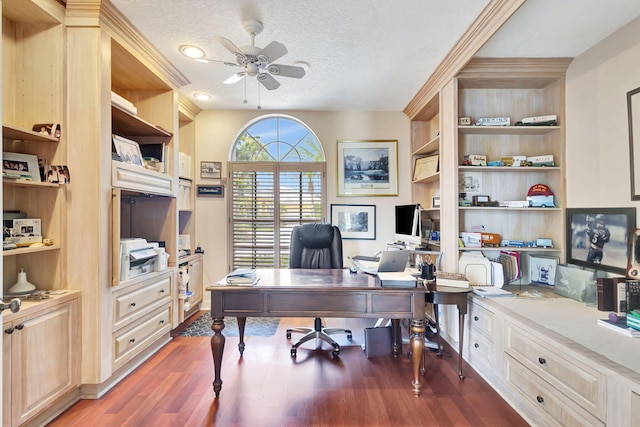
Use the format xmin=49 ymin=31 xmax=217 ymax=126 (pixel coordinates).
xmin=336 ymin=140 xmax=398 ymax=196
xmin=330 ymin=204 xmax=376 ymax=240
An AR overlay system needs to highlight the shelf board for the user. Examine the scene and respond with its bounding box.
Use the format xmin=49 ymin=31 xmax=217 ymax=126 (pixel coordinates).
xmin=2 ymin=124 xmax=59 ymax=143
xmin=412 ymin=172 xmax=439 ymax=184
xmin=3 ymin=245 xmax=60 ymax=257
xmin=459 ymin=206 xmax=562 ymax=212
xmin=458 ymin=125 xmax=560 ymax=135
xmin=459 ymin=247 xmax=559 ymax=252
xmin=412 ymin=135 xmax=440 ymax=156
xmin=458 ymin=166 xmax=561 ymax=172
xmin=3 ymin=179 xmax=60 ymax=188
xmin=111 ymin=104 xmax=173 ymax=139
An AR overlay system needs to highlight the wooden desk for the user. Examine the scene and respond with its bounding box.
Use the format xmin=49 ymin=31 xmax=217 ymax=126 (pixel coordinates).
xmin=208 ymin=269 xmax=427 ymax=397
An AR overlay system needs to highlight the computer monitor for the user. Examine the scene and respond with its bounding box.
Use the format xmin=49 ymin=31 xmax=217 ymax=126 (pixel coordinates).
xmin=394 ymin=204 xmax=421 ymax=247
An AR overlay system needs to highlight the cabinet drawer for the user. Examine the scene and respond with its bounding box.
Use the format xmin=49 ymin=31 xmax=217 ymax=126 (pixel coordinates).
xmin=505 ymin=321 xmax=606 ymax=419
xmin=468 ymin=299 xmax=495 ymax=338
xmin=505 ymin=354 xmax=605 ymax=427
xmin=112 ymin=161 xmax=174 ymax=196
xmin=466 ymin=328 xmax=496 ymax=375
xmin=113 ymin=274 xmax=172 ymax=329
xmin=113 ymin=305 xmax=171 ymax=367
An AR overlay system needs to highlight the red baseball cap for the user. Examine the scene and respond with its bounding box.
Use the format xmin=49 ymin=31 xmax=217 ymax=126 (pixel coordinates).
xmin=527 ymin=184 xmax=554 ymax=197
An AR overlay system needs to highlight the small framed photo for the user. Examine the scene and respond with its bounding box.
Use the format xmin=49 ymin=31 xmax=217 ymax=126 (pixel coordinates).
xmin=47 ymin=165 xmax=71 ymax=184
xmin=197 ymin=185 xmax=224 ymax=197
xmin=201 ymin=161 xmax=222 ymax=179
xmin=3 ymin=152 xmax=40 ymax=182
xmin=330 ymin=204 xmax=376 ymax=240
xmin=112 ymin=135 xmax=144 ymax=167
xmin=529 ymin=254 xmax=559 ymax=286
xmin=336 ymin=140 xmax=398 ymax=197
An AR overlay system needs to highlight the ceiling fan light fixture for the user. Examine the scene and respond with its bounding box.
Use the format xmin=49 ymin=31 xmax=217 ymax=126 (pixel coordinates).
xmin=180 ymin=45 xmax=205 ymax=59
xmin=193 ymin=92 xmax=212 ymax=101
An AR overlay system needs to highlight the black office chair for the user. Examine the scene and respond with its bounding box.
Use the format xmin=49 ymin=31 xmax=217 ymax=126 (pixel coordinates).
xmin=286 ymin=223 xmax=352 ymax=357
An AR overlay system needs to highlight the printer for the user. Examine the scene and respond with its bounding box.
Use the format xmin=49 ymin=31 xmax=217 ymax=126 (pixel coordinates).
xmin=119 ymin=238 xmax=158 ymax=281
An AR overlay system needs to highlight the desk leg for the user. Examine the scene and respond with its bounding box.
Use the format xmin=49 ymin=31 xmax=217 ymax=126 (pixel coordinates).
xmin=237 ymin=317 xmax=246 ymax=355
xmin=211 ymin=317 xmax=226 ymax=397
xmin=410 ymin=319 xmax=425 ymax=397
xmin=457 ymin=310 xmax=466 ymax=380
xmin=434 ymin=304 xmax=443 ymax=358
xmin=391 ymin=319 xmax=401 ymax=356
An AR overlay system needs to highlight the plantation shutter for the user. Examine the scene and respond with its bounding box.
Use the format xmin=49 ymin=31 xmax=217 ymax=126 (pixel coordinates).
xmin=229 ymin=162 xmax=325 ymax=270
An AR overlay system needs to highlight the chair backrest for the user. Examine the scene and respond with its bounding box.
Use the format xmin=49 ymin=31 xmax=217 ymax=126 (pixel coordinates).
xmin=289 ymin=223 xmax=343 ymax=269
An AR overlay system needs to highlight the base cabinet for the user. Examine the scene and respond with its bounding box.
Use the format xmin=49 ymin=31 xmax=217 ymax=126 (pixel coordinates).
xmin=3 ymin=293 xmax=81 ymax=427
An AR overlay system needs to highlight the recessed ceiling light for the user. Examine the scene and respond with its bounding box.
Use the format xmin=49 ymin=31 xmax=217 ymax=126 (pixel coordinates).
xmin=180 ymin=45 xmax=205 ymax=59
xmin=193 ymin=92 xmax=212 ymax=102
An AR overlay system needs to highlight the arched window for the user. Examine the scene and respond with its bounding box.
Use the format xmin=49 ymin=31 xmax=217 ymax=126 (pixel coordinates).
xmin=229 ymin=115 xmax=326 ymax=269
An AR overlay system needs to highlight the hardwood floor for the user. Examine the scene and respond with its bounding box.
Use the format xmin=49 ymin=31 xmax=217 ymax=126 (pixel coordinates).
xmin=49 ymin=314 xmax=529 ymax=427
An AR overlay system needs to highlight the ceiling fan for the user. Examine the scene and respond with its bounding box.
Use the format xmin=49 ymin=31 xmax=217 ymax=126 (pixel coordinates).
xmin=214 ymin=19 xmax=306 ymax=92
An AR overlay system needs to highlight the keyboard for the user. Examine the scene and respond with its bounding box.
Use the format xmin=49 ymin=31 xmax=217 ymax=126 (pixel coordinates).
xmin=352 ymin=255 xmax=380 ymax=262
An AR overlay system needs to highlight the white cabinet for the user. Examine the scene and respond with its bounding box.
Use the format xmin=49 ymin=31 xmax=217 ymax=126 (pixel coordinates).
xmin=3 ymin=293 xmax=80 ymax=427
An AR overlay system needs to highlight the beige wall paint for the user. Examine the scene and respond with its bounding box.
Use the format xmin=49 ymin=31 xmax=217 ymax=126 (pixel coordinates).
xmin=194 ymin=110 xmax=410 ymax=304
xmin=566 ymin=15 xmax=640 ymax=208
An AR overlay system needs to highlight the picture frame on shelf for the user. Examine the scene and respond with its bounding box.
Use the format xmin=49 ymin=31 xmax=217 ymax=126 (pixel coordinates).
xmin=336 ymin=140 xmax=398 ymax=196
xmin=330 ymin=204 xmax=376 ymax=240
xmin=3 ymin=152 xmax=40 ymax=182
xmin=112 ymin=135 xmax=144 ymax=167
xmin=529 ymin=254 xmax=559 ymax=286
xmin=201 ymin=161 xmax=222 ymax=179
xmin=413 ymin=154 xmax=439 ymax=182
xmin=197 ymin=185 xmax=224 ymax=197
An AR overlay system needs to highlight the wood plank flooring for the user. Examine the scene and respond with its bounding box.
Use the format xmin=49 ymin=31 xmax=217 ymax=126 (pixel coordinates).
xmin=48 ymin=314 xmax=529 ymax=427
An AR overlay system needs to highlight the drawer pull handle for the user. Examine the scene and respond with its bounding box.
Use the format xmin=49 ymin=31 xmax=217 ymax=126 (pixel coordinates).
xmin=474 ymin=316 xmax=479 ymax=321
xmin=474 ymin=343 xmax=479 ymax=348
xmin=15 ymin=323 xmax=24 ymax=330
xmin=160 ymin=289 xmax=165 ymax=294
xmin=538 ymin=357 xmax=546 ymax=365
xmin=160 ymin=320 xmax=165 ymax=324
xmin=130 ymin=302 xmax=136 ymax=307
xmin=4 ymin=327 xmax=14 ymax=334
xmin=536 ymin=396 xmax=544 ymax=403
xmin=130 ymin=338 xmax=136 ymax=343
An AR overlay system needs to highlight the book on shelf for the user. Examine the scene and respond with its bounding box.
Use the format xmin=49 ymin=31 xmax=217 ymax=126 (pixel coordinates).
xmin=435 ymin=272 xmax=469 ymax=289
xmin=597 ymin=317 xmax=640 ymax=337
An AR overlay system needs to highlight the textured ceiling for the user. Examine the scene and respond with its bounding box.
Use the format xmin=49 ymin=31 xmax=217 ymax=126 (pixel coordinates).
xmin=110 ymin=0 xmax=640 ymax=112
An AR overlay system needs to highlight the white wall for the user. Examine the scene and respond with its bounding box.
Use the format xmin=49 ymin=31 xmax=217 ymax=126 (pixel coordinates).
xmin=566 ymin=15 xmax=640 ymax=209
xmin=194 ymin=110 xmax=410 ymax=298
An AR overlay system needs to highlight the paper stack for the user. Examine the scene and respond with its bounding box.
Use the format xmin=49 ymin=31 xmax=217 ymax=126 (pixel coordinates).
xmin=377 ymin=271 xmax=417 ymax=288
xmin=435 ymin=272 xmax=469 ymax=289
xmin=224 ymin=268 xmax=259 ymax=286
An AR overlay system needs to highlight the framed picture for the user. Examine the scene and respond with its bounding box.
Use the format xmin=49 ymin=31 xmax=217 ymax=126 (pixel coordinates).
xmin=201 ymin=161 xmax=222 ymax=179
xmin=336 ymin=140 xmax=398 ymax=196
xmin=413 ymin=154 xmax=439 ymax=182
xmin=3 ymin=152 xmax=40 ymax=182
xmin=566 ymin=207 xmax=636 ymax=275
xmin=197 ymin=185 xmax=224 ymax=197
xmin=330 ymin=204 xmax=376 ymax=240
xmin=112 ymin=135 xmax=144 ymax=167
xmin=529 ymin=254 xmax=559 ymax=286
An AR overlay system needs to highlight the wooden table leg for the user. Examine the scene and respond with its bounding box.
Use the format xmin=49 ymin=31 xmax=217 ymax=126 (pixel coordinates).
xmin=410 ymin=318 xmax=425 ymax=397
xmin=211 ymin=317 xmax=226 ymax=397
xmin=237 ymin=316 xmax=246 ymax=355
xmin=391 ymin=319 xmax=401 ymax=356
xmin=457 ymin=306 xmax=467 ymax=380
xmin=433 ymin=304 xmax=443 ymax=358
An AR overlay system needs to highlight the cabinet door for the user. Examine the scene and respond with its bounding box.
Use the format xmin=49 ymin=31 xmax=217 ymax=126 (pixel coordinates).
xmin=3 ymin=323 xmax=12 ymax=427
xmin=12 ymin=300 xmax=79 ymax=426
xmin=189 ymin=254 xmax=203 ymax=304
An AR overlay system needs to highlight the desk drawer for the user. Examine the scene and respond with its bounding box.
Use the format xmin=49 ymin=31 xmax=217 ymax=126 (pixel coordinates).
xmin=505 ymin=354 xmax=605 ymax=427
xmin=468 ymin=299 xmax=495 ymax=338
xmin=505 ymin=321 xmax=606 ymax=419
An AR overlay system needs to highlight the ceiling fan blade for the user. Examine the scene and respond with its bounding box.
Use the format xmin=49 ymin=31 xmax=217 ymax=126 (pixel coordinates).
xmin=267 ymin=64 xmax=306 ymax=79
xmin=224 ymin=72 xmax=246 ymax=84
xmin=256 ymin=41 xmax=287 ymax=64
xmin=257 ymin=73 xmax=280 ymax=90
xmin=215 ymin=36 xmax=246 ymax=59
xmin=198 ymin=58 xmax=239 ymax=67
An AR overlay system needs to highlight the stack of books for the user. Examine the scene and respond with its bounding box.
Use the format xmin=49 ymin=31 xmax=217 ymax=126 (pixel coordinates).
xmin=435 ymin=272 xmax=469 ymax=289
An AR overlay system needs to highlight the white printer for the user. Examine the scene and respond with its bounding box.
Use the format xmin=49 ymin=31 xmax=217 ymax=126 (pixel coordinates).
xmin=119 ymin=238 xmax=158 ymax=281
